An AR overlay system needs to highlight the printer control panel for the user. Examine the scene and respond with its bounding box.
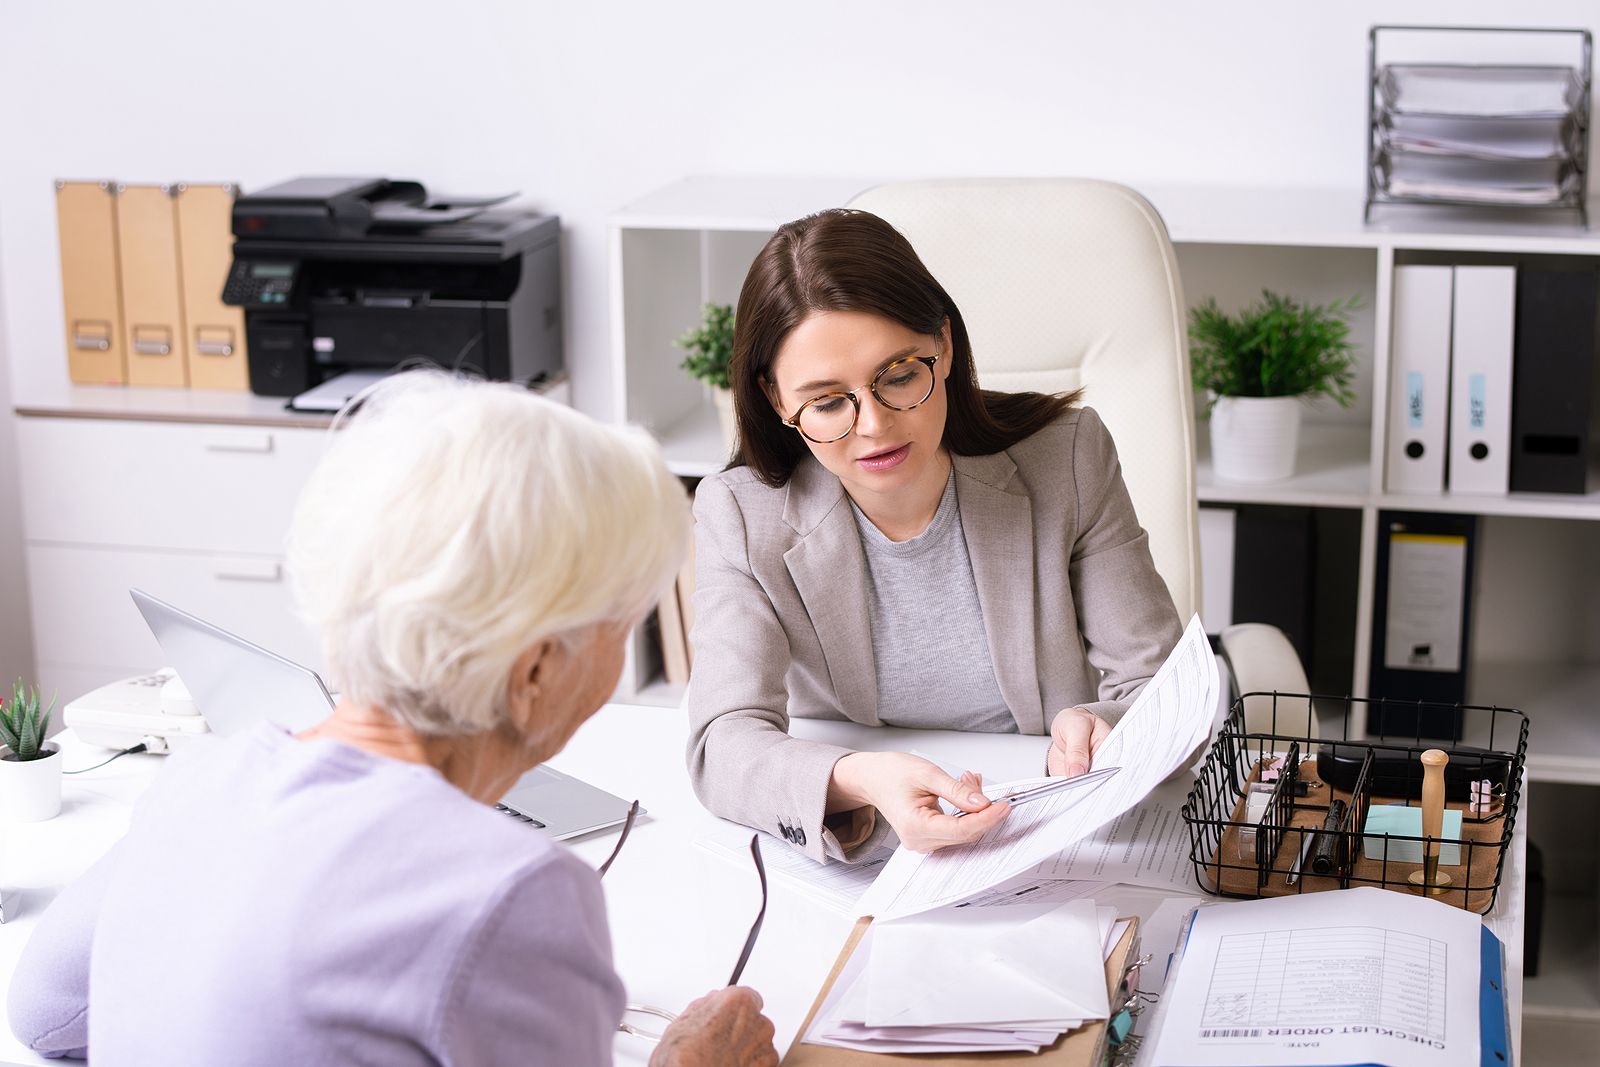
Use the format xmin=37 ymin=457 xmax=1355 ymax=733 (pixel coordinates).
xmin=223 ymin=260 xmax=300 ymax=308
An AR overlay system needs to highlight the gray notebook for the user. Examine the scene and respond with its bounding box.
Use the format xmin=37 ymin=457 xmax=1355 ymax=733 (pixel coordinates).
xmin=130 ymin=588 xmax=638 ymax=840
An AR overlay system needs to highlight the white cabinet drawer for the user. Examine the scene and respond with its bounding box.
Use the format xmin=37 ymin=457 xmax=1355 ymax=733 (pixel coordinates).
xmin=25 ymin=543 xmax=325 ymax=678
xmin=16 ymin=417 xmax=327 ymax=553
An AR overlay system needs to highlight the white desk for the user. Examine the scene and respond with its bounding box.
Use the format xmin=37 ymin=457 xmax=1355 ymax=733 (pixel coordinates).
xmin=0 ymin=741 xmax=160 ymax=1066
xmin=0 ymin=711 xmax=1526 ymax=1065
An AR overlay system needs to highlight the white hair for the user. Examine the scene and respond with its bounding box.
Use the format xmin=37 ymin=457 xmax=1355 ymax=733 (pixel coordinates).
xmin=286 ymin=371 xmax=690 ymax=735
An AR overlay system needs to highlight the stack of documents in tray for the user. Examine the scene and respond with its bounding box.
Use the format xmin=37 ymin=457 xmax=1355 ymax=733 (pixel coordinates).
xmin=803 ymin=899 xmax=1124 ymax=1054
xmin=1372 ymin=64 xmax=1587 ymax=207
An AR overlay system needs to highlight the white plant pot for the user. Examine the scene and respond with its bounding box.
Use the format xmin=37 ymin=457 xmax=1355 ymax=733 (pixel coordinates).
xmin=711 ymin=386 xmax=738 ymax=451
xmin=0 ymin=742 xmax=63 ymax=822
xmin=1209 ymin=395 xmax=1303 ymax=484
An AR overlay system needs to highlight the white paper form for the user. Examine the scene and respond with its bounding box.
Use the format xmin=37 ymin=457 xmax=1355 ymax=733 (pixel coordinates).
xmin=1148 ymin=888 xmax=1481 ymax=1067
xmin=1027 ymin=775 xmax=1203 ymax=894
xmin=857 ymin=615 xmax=1218 ymax=921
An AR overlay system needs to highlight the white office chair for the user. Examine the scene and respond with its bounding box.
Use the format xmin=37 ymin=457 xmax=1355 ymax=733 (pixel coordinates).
xmin=847 ymin=178 xmax=1310 ymax=737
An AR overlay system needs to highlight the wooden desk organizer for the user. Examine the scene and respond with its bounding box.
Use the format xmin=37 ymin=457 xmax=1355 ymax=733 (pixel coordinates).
xmin=1181 ymin=694 xmax=1528 ymax=914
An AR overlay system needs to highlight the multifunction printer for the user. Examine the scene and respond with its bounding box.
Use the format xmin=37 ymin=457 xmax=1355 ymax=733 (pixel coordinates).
xmin=222 ymin=177 xmax=561 ymax=397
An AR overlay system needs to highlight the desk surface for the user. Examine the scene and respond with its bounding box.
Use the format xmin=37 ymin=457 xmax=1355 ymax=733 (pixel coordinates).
xmin=0 ymin=709 xmax=1525 ymax=1066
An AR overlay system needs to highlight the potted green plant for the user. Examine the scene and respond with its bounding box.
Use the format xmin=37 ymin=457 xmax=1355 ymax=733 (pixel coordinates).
xmin=1190 ymin=290 xmax=1359 ymax=483
xmin=675 ymin=303 xmax=737 ymax=446
xmin=0 ymin=680 xmax=62 ymax=822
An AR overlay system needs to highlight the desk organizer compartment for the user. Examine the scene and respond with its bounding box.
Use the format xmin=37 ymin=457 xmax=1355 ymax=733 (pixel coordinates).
xmin=1181 ymin=693 xmax=1527 ymax=913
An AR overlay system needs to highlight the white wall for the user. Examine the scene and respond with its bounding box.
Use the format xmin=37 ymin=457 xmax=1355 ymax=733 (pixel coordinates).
xmin=0 ymin=216 xmax=35 ymax=683
xmin=0 ymin=1 xmax=1596 ymax=679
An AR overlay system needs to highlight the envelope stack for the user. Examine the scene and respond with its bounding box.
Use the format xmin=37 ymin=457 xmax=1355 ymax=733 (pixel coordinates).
xmin=802 ymin=899 xmax=1122 ymax=1055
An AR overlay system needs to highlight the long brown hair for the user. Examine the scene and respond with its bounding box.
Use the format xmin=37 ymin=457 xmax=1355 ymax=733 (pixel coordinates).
xmin=729 ymin=208 xmax=1080 ymax=486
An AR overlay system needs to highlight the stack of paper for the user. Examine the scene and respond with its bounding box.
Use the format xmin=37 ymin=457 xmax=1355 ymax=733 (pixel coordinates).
xmin=802 ymin=899 xmax=1124 ymax=1054
xmin=1372 ymin=64 xmax=1586 ymax=208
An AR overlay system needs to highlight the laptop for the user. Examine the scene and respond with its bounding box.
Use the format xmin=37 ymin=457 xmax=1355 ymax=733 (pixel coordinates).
xmin=130 ymin=589 xmax=640 ymax=840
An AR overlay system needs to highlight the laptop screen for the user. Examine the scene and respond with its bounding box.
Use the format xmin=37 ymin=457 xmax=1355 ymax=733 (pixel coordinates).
xmin=130 ymin=589 xmax=333 ymax=736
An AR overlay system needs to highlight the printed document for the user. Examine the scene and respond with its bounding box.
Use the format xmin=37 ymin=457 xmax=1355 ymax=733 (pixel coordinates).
xmin=1028 ymin=775 xmax=1203 ymax=894
xmin=1148 ymin=888 xmax=1482 ymax=1067
xmin=856 ymin=615 xmax=1217 ymax=920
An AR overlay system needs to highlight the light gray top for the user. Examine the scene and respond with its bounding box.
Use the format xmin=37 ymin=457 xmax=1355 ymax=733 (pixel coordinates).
xmin=850 ymin=471 xmax=1014 ymax=733
xmin=8 ymin=724 xmax=625 ymax=1066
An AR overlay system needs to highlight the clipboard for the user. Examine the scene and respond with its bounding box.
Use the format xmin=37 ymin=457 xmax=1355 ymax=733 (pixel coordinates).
xmin=782 ymin=915 xmax=1141 ymax=1066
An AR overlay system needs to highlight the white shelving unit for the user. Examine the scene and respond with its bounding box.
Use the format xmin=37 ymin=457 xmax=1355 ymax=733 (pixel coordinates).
xmin=609 ymin=176 xmax=1600 ymax=1023
xmin=1525 ymin=892 xmax=1600 ymax=1021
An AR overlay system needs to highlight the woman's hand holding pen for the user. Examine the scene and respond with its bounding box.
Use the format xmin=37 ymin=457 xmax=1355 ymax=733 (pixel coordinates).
xmin=1046 ymin=707 xmax=1112 ymax=778
xmin=828 ymin=752 xmax=1009 ymax=853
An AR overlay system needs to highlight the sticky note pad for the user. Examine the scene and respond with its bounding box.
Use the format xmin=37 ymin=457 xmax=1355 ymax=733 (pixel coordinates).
xmin=1362 ymin=804 xmax=1462 ymax=865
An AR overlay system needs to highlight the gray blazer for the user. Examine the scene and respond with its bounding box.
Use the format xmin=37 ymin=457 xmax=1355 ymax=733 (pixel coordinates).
xmin=684 ymin=406 xmax=1182 ymax=862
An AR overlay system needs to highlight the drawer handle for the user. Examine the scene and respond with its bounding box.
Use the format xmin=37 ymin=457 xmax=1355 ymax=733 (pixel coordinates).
xmin=72 ymin=319 xmax=113 ymax=351
xmin=205 ymin=434 xmax=274 ymax=454
xmin=195 ymin=326 xmax=236 ymax=357
xmin=132 ymin=325 xmax=173 ymax=356
xmin=214 ymin=561 xmax=282 ymax=583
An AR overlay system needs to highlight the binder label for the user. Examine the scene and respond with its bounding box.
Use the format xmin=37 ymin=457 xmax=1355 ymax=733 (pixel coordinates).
xmin=1406 ymin=371 xmax=1424 ymax=428
xmin=1469 ymin=373 xmax=1486 ymax=431
xmin=1383 ymin=532 xmax=1466 ymax=673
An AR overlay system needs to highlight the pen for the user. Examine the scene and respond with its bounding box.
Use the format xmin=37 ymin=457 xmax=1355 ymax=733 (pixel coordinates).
xmin=1285 ymin=830 xmax=1315 ymax=886
xmin=952 ymin=765 xmax=1121 ymax=816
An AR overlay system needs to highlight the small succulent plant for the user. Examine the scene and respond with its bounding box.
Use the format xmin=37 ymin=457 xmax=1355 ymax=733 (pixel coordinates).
xmin=1 ymin=679 xmax=57 ymax=761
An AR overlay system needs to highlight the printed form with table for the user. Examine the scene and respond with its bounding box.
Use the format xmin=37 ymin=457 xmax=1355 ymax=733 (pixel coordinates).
xmin=701 ymin=616 xmax=1515 ymax=1066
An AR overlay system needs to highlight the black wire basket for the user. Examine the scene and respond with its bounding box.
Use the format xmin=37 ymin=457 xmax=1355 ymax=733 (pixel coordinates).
xmin=1181 ymin=692 xmax=1528 ymax=914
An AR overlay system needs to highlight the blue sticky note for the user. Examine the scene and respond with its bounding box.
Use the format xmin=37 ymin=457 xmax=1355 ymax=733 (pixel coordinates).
xmin=1362 ymin=804 xmax=1462 ymax=865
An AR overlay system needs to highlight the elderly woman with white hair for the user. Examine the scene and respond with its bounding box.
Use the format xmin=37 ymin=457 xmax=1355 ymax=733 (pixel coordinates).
xmin=8 ymin=374 xmax=778 ymax=1066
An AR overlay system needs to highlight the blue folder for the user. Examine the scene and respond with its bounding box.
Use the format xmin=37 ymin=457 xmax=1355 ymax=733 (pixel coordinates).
xmin=1478 ymin=924 xmax=1513 ymax=1067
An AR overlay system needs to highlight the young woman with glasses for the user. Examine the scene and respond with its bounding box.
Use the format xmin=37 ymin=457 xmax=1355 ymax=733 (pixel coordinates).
xmin=685 ymin=208 xmax=1183 ymax=863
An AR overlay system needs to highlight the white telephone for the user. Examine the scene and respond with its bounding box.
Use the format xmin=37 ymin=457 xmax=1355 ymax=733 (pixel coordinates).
xmin=63 ymin=669 xmax=212 ymax=753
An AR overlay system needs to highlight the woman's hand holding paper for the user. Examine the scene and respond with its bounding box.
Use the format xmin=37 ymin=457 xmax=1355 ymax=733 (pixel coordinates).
xmin=1046 ymin=707 xmax=1112 ymax=777
xmin=829 ymin=752 xmax=1009 ymax=853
